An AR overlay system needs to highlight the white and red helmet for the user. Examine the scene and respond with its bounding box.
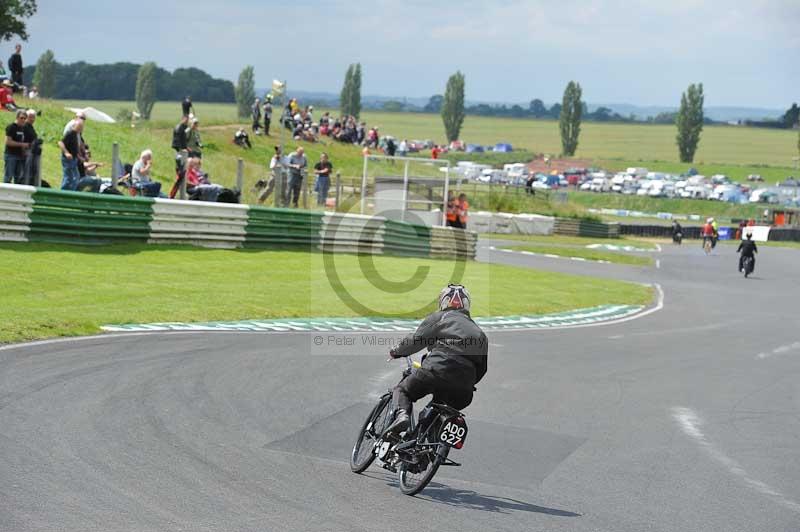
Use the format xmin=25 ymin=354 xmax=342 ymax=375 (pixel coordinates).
xmin=438 ymin=284 xmax=471 ymax=312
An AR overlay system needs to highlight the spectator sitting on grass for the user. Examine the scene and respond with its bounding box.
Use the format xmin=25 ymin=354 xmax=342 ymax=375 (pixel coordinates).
xmin=233 ymin=127 xmax=252 ymax=149
xmin=75 ymin=145 xmax=106 ymax=193
xmin=131 ymin=149 xmax=161 ymax=197
xmin=185 ymin=157 xmax=222 ymax=202
xmin=27 ymin=85 xmax=38 ymax=99
xmin=1 ymin=80 xmax=19 ymax=111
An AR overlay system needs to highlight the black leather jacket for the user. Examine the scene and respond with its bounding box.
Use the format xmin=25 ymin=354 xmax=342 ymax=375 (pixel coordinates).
xmin=394 ymin=309 xmax=488 ymax=385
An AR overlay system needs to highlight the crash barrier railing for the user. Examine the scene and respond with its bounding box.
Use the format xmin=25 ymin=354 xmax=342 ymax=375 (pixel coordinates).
xmin=0 ymin=184 xmax=476 ymax=259
xmin=553 ymin=218 xmax=620 ymax=238
xmin=767 ymin=228 xmax=800 ymax=242
xmin=620 ymin=224 xmax=703 ymax=239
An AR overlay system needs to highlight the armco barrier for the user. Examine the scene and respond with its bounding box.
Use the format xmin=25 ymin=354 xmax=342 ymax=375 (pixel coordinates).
xmin=245 ymin=207 xmax=324 ymax=250
xmin=768 ymin=227 xmax=800 ymax=242
xmin=554 ymin=218 xmax=620 ymax=238
xmin=0 ymin=184 xmax=477 ymax=259
xmin=319 ymin=212 xmax=385 ymax=255
xmin=149 ymin=198 xmax=249 ymax=249
xmin=0 ymin=184 xmax=34 ymax=242
xmin=430 ymin=226 xmax=477 ymax=259
xmin=619 ymin=224 xmax=702 ymax=239
xmin=29 ymin=188 xmax=154 ymax=244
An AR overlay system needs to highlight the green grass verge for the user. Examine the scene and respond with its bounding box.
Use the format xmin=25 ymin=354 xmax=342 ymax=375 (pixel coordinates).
xmin=483 ymin=233 xmax=658 ymax=249
xmin=502 ymin=244 xmax=654 ymax=266
xmin=0 ymin=243 xmax=653 ymax=344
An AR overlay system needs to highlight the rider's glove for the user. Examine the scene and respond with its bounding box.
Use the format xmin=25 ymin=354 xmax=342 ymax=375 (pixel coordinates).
xmin=389 ymin=348 xmax=400 ymax=359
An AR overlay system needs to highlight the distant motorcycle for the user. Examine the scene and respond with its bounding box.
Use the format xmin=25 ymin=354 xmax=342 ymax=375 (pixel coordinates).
xmin=672 ymin=231 xmax=682 ymax=245
xmin=742 ymin=255 xmax=754 ymax=278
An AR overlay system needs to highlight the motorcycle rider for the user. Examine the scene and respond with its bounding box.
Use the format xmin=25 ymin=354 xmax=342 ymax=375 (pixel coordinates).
xmin=737 ymin=231 xmax=758 ymax=273
xmin=710 ymin=217 xmax=719 ymax=248
xmin=671 ymin=220 xmax=683 ymax=244
xmin=384 ymin=284 xmax=488 ymax=436
xmin=701 ymin=218 xmax=716 ymax=249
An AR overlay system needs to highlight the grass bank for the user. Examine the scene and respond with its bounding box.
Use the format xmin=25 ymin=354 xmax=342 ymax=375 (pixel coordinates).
xmin=483 ymin=233 xmax=659 ymax=249
xmin=0 ymin=243 xmax=653 ymax=344
xmin=502 ymin=244 xmax=654 ymax=266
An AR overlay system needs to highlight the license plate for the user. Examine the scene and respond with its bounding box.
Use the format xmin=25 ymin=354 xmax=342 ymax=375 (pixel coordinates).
xmin=439 ymin=416 xmax=468 ymax=449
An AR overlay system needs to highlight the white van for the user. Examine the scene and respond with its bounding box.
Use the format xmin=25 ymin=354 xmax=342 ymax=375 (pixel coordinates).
xmin=626 ymin=167 xmax=649 ymax=177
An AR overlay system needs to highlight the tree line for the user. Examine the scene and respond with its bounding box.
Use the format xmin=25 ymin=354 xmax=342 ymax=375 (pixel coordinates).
xmin=22 ymin=57 xmax=235 ymax=102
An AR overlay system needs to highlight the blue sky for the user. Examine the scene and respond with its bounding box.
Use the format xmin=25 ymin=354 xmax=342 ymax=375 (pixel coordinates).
xmin=11 ymin=0 xmax=800 ymax=108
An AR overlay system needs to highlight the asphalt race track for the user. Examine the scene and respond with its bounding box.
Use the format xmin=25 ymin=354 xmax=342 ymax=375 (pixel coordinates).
xmin=2 ymin=240 xmax=799 ymax=531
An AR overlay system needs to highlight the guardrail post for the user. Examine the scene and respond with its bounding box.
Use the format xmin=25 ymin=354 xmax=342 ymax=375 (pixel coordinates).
xmin=334 ymin=171 xmax=341 ymax=211
xmin=111 ymin=142 xmax=120 ymax=187
xmin=33 ymin=153 xmax=41 ymax=187
xmin=401 ymin=160 xmax=410 ymax=222
xmin=236 ymin=158 xmax=244 ymax=193
xmin=180 ymin=171 xmax=187 ymax=199
xmin=360 ymin=155 xmax=368 ymax=214
xmin=301 ymin=172 xmax=308 ymax=209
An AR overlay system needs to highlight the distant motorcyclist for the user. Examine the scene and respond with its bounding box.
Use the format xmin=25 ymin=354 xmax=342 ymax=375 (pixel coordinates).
xmin=710 ymin=217 xmax=719 ymax=248
xmin=737 ymin=232 xmax=758 ymax=273
xmin=671 ymin=220 xmax=683 ymax=244
xmin=701 ymin=218 xmax=716 ymax=249
xmin=384 ymin=284 xmax=488 ymax=436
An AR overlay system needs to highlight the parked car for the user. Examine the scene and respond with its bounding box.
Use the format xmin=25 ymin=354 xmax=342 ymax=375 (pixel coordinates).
xmin=747 ymin=174 xmax=764 ymax=182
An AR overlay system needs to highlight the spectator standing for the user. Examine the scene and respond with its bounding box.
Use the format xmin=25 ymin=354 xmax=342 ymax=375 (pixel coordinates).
xmin=313 ymin=152 xmax=333 ymax=206
xmin=22 ymin=109 xmax=40 ymax=185
xmin=257 ymin=146 xmax=283 ymax=203
xmin=251 ymin=97 xmax=262 ymax=135
xmin=8 ymin=44 xmax=23 ymax=91
xmin=186 ymin=118 xmax=202 ymax=158
xmin=398 ymin=139 xmax=408 ymax=157
xmin=4 ymin=110 xmax=28 ymax=184
xmin=287 ymin=146 xmax=307 ymax=208
xmin=63 ymin=110 xmax=86 ymax=137
xmin=58 ymin=119 xmax=83 ymax=190
xmin=431 ymin=145 xmax=441 ymax=160
xmin=233 ymin=128 xmax=252 ymax=148
xmin=171 ymin=114 xmax=189 ymax=173
xmin=131 ymin=149 xmax=161 ymax=196
xmin=182 ymin=95 xmax=194 ymax=117
xmin=0 ymin=60 xmax=7 ymax=82
xmin=386 ymin=137 xmax=397 ymax=158
xmin=263 ymin=96 xmax=272 ymax=136
xmin=456 ymin=193 xmax=470 ymax=229
xmin=445 ymin=191 xmax=458 ymax=228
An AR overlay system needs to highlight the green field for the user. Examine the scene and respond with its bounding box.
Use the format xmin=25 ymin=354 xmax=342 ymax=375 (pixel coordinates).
xmin=9 ymin=97 xmax=797 ymax=217
xmin=0 ymin=243 xmax=653 ymax=343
